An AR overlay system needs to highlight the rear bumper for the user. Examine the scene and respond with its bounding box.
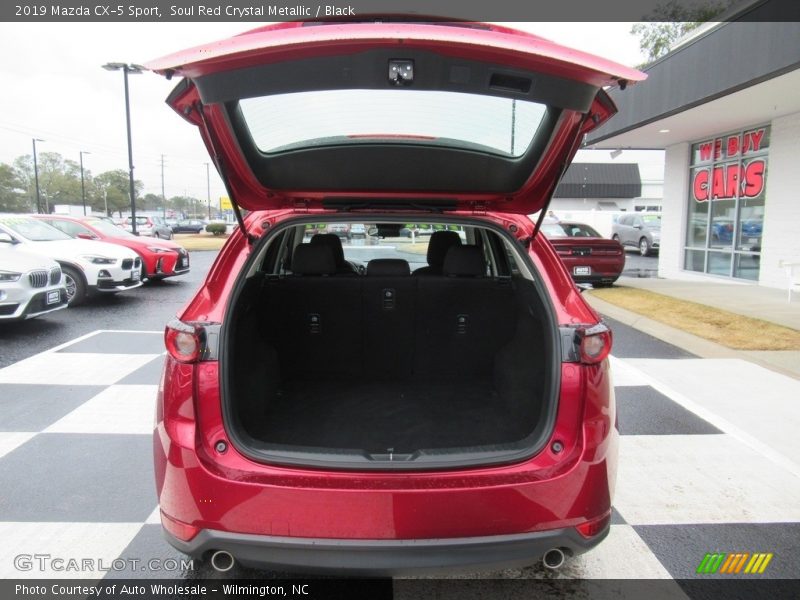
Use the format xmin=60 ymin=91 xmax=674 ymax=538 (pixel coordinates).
xmin=164 ymin=525 xmax=608 ymax=575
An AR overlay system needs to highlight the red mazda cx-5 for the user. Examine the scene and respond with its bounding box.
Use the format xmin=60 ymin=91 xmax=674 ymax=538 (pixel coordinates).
xmin=149 ymin=20 xmax=644 ymax=574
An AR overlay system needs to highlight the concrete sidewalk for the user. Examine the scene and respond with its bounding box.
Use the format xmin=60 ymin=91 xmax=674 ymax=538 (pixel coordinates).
xmin=586 ymin=275 xmax=800 ymax=380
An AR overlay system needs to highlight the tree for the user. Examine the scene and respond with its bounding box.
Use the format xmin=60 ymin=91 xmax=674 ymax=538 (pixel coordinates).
xmin=93 ymin=170 xmax=144 ymax=216
xmin=167 ymin=195 xmax=200 ymax=217
xmin=0 ymin=163 xmax=30 ymax=212
xmin=13 ymin=152 xmax=86 ymax=212
xmin=631 ymin=0 xmax=731 ymax=63
xmin=140 ymin=193 xmax=163 ymax=211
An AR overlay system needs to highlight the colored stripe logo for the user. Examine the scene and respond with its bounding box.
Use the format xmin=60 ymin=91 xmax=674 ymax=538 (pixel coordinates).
xmin=696 ymin=552 xmax=773 ymax=574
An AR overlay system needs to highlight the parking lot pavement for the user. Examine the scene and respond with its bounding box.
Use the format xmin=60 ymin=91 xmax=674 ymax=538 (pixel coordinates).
xmin=1 ymin=321 xmax=799 ymax=586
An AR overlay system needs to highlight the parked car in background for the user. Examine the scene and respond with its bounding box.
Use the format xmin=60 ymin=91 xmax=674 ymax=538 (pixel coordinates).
xmin=0 ymin=243 xmax=68 ymax=321
xmin=34 ymin=215 xmax=190 ymax=282
xmin=93 ymin=215 xmax=119 ymax=226
xmin=541 ymin=220 xmax=625 ymax=287
xmin=149 ymin=19 xmax=644 ymax=574
xmin=612 ymin=213 xmax=661 ymax=256
xmin=326 ymin=222 xmax=351 ymax=240
xmin=349 ymin=223 xmax=366 ymax=237
xmin=0 ymin=215 xmax=142 ymax=305
xmin=124 ymin=215 xmax=173 ymax=239
xmin=170 ymin=219 xmax=205 ymax=234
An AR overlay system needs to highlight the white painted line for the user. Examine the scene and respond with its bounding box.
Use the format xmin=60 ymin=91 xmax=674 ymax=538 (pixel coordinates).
xmin=615 ymin=435 xmax=800 ymax=525
xmin=0 ymin=330 xmax=164 ymax=369
xmin=27 ymin=329 xmax=107 ymax=356
xmin=145 ymin=507 xmax=161 ymax=525
xmin=561 ymin=524 xmax=673 ymax=579
xmin=0 ymin=432 xmax=36 ymax=460
xmin=617 ymin=358 xmax=800 ymax=480
xmin=45 ymin=385 xmax=158 ymax=434
xmin=0 ymin=353 xmax=160 ymax=386
xmin=0 ymin=522 xmax=144 ymax=579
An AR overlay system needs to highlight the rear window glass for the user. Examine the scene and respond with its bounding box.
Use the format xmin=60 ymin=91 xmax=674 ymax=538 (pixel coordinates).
xmin=240 ymin=90 xmax=547 ymax=157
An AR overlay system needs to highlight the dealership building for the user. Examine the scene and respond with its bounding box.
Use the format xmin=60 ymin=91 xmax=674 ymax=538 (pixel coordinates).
xmin=586 ymin=4 xmax=800 ymax=289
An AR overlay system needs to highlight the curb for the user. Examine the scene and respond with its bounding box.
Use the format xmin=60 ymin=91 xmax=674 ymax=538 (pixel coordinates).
xmin=585 ymin=294 xmax=800 ymax=381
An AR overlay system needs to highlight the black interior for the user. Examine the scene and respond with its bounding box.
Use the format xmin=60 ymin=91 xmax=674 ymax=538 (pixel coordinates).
xmin=228 ymin=241 xmax=550 ymax=457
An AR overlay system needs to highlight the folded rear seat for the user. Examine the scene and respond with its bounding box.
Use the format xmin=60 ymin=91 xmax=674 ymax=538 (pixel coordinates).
xmin=363 ymin=259 xmax=415 ymax=378
xmin=414 ymin=246 xmax=516 ymax=379
xmin=266 ymin=244 xmax=363 ymax=380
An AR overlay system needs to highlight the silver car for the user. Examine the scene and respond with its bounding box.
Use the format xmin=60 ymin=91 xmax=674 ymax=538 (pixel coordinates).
xmin=0 ymin=239 xmax=68 ymax=322
xmin=612 ymin=213 xmax=661 ymax=256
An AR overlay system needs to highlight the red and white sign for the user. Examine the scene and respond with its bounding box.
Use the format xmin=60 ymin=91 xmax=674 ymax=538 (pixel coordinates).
xmin=692 ymin=160 xmax=766 ymax=202
xmin=692 ymin=128 xmax=768 ymax=202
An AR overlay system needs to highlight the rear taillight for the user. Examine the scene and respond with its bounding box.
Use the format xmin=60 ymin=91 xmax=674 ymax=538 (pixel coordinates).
xmin=575 ymin=510 xmax=611 ymax=539
xmin=165 ymin=319 xmax=203 ymax=363
xmin=577 ymin=323 xmax=612 ymax=364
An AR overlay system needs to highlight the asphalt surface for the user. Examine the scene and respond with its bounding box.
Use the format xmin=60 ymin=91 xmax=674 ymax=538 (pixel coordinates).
xmin=0 ymin=250 xmax=217 ymax=369
xmin=621 ymin=250 xmax=659 ymax=278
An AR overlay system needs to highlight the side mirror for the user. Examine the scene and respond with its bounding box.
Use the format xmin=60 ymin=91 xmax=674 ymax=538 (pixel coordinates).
xmin=634 ymin=223 xmax=643 ymax=229
xmin=0 ymin=232 xmax=17 ymax=244
xmin=77 ymin=232 xmax=97 ymax=240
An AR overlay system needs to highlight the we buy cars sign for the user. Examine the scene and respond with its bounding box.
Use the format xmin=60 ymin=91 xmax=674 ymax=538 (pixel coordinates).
xmin=691 ymin=127 xmax=768 ymax=202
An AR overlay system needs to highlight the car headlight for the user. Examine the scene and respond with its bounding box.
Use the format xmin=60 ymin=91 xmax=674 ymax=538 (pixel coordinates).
xmin=0 ymin=270 xmax=22 ymax=282
xmin=80 ymin=255 xmax=117 ymax=265
xmin=146 ymin=246 xmax=172 ymax=253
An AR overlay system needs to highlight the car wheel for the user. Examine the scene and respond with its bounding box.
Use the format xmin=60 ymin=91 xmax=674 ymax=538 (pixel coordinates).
xmin=62 ymin=265 xmax=86 ymax=306
xmin=639 ymin=237 xmax=650 ymax=257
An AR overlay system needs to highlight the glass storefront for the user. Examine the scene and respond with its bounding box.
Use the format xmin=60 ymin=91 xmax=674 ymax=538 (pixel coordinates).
xmin=685 ymin=126 xmax=768 ymax=280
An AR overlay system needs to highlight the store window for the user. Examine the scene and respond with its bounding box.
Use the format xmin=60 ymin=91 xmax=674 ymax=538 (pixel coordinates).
xmin=685 ymin=126 xmax=769 ymax=280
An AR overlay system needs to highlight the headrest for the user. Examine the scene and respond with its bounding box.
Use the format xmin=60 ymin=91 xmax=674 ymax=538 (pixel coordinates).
xmin=442 ymin=246 xmax=485 ymax=277
xmin=310 ymin=233 xmax=345 ymax=266
xmin=292 ymin=244 xmax=335 ymax=275
xmin=367 ymin=259 xmax=411 ymax=277
xmin=426 ymin=230 xmax=462 ymax=269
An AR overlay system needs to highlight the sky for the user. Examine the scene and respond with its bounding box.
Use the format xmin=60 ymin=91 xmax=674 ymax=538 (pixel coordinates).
xmin=0 ymin=21 xmax=663 ymax=206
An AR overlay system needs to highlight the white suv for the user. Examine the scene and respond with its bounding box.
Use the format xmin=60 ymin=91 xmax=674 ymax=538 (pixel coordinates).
xmin=0 ymin=215 xmax=143 ymax=305
xmin=0 ymin=244 xmax=67 ymax=321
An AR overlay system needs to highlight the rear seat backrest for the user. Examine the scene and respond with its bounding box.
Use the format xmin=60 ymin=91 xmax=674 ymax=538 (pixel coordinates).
xmin=266 ymin=244 xmax=362 ymax=379
xmin=362 ymin=259 xmax=415 ymax=378
xmin=415 ymin=246 xmax=515 ymax=378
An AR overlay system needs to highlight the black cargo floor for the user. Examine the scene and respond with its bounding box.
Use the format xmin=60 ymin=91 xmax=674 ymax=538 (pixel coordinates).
xmin=248 ymin=379 xmax=531 ymax=453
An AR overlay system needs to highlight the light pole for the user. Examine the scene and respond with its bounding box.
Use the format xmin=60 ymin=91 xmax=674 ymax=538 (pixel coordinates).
xmin=102 ymin=62 xmax=144 ymax=234
xmin=32 ymin=138 xmax=44 ymax=213
xmin=79 ymin=151 xmax=90 ymax=215
xmin=205 ymin=162 xmax=211 ymax=220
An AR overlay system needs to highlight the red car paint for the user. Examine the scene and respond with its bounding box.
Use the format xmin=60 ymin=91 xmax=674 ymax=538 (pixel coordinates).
xmin=34 ymin=215 xmax=190 ymax=280
xmin=148 ymin=19 xmax=641 ymax=572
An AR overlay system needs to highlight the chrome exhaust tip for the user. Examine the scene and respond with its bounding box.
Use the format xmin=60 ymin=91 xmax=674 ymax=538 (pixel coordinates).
xmin=542 ymin=547 xmax=566 ymax=570
xmin=210 ymin=549 xmax=236 ymax=572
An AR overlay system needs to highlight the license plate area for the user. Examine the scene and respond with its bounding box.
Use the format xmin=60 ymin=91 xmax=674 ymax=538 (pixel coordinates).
xmin=132 ymin=269 xmax=141 ymax=281
xmin=573 ymin=266 xmax=591 ymax=276
xmin=46 ymin=290 xmax=61 ymax=305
